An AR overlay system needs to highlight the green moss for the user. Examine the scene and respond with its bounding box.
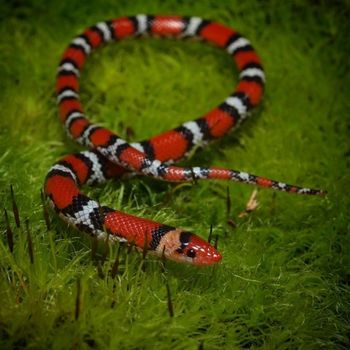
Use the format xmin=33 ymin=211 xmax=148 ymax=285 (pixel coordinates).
xmin=0 ymin=0 xmax=349 ymax=349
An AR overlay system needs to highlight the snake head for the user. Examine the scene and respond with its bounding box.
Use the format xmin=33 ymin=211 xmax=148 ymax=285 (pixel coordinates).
xmin=156 ymin=230 xmax=222 ymax=266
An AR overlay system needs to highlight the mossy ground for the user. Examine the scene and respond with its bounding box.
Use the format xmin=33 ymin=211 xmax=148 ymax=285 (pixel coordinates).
xmin=0 ymin=0 xmax=349 ymax=349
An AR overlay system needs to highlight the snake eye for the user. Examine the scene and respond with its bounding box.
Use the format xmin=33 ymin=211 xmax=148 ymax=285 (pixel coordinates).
xmin=187 ymin=249 xmax=196 ymax=258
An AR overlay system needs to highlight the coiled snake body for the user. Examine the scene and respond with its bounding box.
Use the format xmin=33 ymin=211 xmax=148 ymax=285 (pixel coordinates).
xmin=45 ymin=15 xmax=323 ymax=266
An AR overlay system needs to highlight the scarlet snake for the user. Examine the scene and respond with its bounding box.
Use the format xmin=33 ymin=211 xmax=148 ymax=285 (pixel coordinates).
xmin=44 ymin=15 xmax=324 ymax=266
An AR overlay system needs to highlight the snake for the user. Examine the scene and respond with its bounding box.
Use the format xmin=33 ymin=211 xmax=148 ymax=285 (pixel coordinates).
xmin=44 ymin=15 xmax=324 ymax=266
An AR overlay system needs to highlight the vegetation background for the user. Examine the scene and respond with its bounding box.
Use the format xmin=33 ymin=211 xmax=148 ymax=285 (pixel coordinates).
xmin=0 ymin=0 xmax=349 ymax=349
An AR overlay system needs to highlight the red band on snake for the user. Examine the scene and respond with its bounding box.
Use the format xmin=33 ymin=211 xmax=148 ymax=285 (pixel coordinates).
xmin=45 ymin=15 xmax=324 ymax=266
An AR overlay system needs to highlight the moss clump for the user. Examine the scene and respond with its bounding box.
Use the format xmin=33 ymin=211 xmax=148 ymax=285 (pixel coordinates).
xmin=0 ymin=1 xmax=349 ymax=349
